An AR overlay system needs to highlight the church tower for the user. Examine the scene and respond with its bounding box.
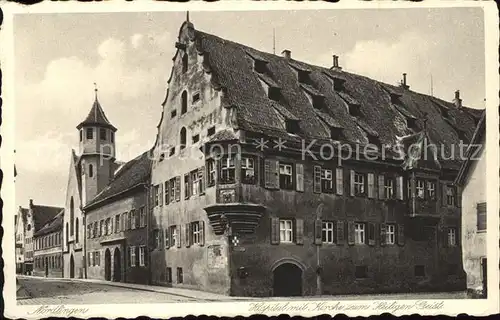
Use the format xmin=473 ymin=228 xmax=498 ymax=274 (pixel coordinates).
xmin=77 ymin=86 xmax=117 ymax=206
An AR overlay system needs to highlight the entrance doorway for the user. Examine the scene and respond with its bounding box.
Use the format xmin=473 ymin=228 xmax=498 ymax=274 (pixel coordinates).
xmin=113 ymin=248 xmax=121 ymax=282
xmin=273 ymin=263 xmax=303 ymax=296
xmin=104 ymin=249 xmax=111 ymax=281
xmin=45 ymin=257 xmax=49 ymax=277
xmin=69 ymin=254 xmax=75 ymax=278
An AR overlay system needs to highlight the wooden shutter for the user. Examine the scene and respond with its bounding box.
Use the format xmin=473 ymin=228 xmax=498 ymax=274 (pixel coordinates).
xmin=368 ymin=222 xmax=376 ymax=246
xmin=270 ymin=217 xmax=280 ymax=244
xmin=313 ymin=166 xmax=322 ymax=193
xmin=380 ymin=223 xmax=387 ymax=246
xmin=441 ymin=183 xmax=447 ymax=206
xmin=397 ymin=224 xmax=405 ymax=246
xmin=347 ymin=221 xmax=355 ymax=245
xmin=367 ymin=173 xmax=375 ymax=198
xmin=199 ymin=166 xmax=205 ymax=193
xmin=335 ymin=168 xmax=344 ymax=195
xmin=159 ymin=183 xmax=163 ymax=206
xmin=165 ymin=181 xmax=170 ymax=204
xmin=396 ymin=176 xmax=403 ymax=200
xmin=314 ymin=219 xmax=323 ymax=245
xmin=378 ymin=175 xmax=385 ymax=199
xmin=184 ymin=174 xmax=190 ymax=199
xmin=296 ymin=163 xmax=304 ymax=192
xmin=264 ymin=159 xmax=279 ymax=189
xmin=295 ymin=219 xmax=304 ymax=245
xmin=177 ymin=226 xmax=181 ymax=248
xmin=200 ymin=221 xmax=205 ymax=246
xmin=349 ymin=170 xmax=355 ymax=196
xmin=273 ymin=160 xmax=280 ymax=189
xmin=185 ymin=223 xmax=191 ymax=247
xmin=165 ymin=228 xmax=170 ymax=249
xmin=175 ymin=176 xmax=181 ymax=201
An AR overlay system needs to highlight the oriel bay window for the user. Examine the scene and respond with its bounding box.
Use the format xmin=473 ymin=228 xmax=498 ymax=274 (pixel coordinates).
xmin=279 ymin=163 xmax=293 ymax=190
xmin=220 ymin=156 xmax=236 ymax=184
xmin=241 ymin=157 xmax=255 ymax=184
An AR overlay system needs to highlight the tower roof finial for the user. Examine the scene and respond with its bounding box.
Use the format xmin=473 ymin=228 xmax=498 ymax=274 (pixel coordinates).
xmin=186 ymin=11 xmax=190 ymax=22
xmin=94 ymin=82 xmax=98 ymax=100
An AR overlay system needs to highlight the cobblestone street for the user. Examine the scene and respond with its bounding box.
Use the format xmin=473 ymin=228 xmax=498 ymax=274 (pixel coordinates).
xmin=17 ymin=276 xmax=468 ymax=305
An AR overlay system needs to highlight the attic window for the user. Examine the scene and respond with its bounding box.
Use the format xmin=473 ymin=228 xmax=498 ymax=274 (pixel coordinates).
xmin=407 ymin=118 xmax=418 ymax=131
xmin=254 ymin=60 xmax=267 ymax=74
xmin=297 ymin=70 xmax=309 ymax=84
xmin=330 ymin=127 xmax=343 ymax=140
xmin=333 ymin=78 xmax=346 ymax=91
xmin=349 ymin=104 xmax=361 ymax=117
xmin=268 ymin=87 xmax=281 ymax=102
xmin=367 ymin=133 xmax=381 ymax=147
xmin=286 ymin=119 xmax=300 ymax=134
xmin=312 ymin=95 xmax=325 ymax=110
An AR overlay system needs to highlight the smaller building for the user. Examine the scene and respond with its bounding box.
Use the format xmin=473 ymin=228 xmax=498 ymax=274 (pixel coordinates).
xmin=455 ymin=110 xmax=486 ymax=297
xmin=15 ymin=207 xmax=29 ymax=274
xmin=84 ymin=150 xmax=152 ymax=284
xmin=33 ymin=210 xmax=64 ymax=278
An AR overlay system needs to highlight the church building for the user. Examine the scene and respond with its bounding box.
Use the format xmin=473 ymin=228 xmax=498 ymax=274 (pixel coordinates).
xmin=149 ymin=17 xmax=483 ymax=297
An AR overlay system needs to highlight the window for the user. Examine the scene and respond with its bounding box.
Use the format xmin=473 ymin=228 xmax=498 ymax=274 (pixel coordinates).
xmin=181 ymin=91 xmax=188 ymax=115
xmin=86 ymin=128 xmax=93 ymax=139
xmin=447 ymin=228 xmax=457 ymax=246
xmin=100 ymin=128 xmax=107 ymax=141
xmin=139 ymin=246 xmax=146 ymax=267
xmin=269 ymin=87 xmax=281 ymax=102
xmin=180 ymin=127 xmax=187 ymax=149
xmin=191 ymin=170 xmax=200 ymax=196
xmin=99 ymin=220 xmax=104 ymax=236
xmin=354 ymin=223 xmax=366 ymax=245
xmin=321 ymin=169 xmax=334 ymax=193
xmin=171 ymin=109 xmax=177 ymax=118
xmin=166 ymin=267 xmax=172 ymax=283
xmin=169 ymin=146 xmax=175 ymax=156
xmin=139 ymin=207 xmax=146 ymax=228
xmin=96 ymin=251 xmax=101 ymax=266
xmin=182 ymin=53 xmax=188 ymax=73
xmin=177 ymin=267 xmax=183 ymax=283
xmin=192 ymin=92 xmax=200 ymax=103
xmin=111 ymin=131 xmax=114 ymax=143
xmin=171 ymin=226 xmax=178 ymax=248
xmin=115 ymin=214 xmax=120 ymax=232
xmin=207 ymin=126 xmax=216 ymax=136
xmin=130 ymin=210 xmax=136 ymax=230
xmin=192 ymin=134 xmax=200 ymax=144
xmin=89 ymin=164 xmax=94 ymax=178
xmin=170 ymin=178 xmax=176 ymax=201
xmin=354 ymin=173 xmax=365 ymax=196
xmin=297 ymin=70 xmax=309 ymax=83
xmin=446 ymin=186 xmax=455 ymax=206
xmin=93 ymin=221 xmax=98 ymax=238
xmin=355 ymin=266 xmax=367 ymax=279
xmin=254 ymin=59 xmax=267 ymax=73
xmin=386 ymin=224 xmax=396 ymax=245
xmin=207 ymin=159 xmax=216 ymax=186
xmin=75 ymin=218 xmax=79 ymax=243
xmin=477 ymin=202 xmax=487 ymax=231
xmin=79 ymin=130 xmax=83 ymax=141
xmin=279 ymin=163 xmax=293 ymax=190
xmin=414 ymin=265 xmax=426 ymax=277
xmin=130 ymin=246 xmax=136 ymax=267
xmin=192 ymin=222 xmax=202 ymax=245
xmin=279 ymin=219 xmax=293 ymax=243
xmin=416 ymin=179 xmax=425 ymax=199
xmin=384 ymin=178 xmax=394 ymax=199
xmin=322 ymin=221 xmax=335 ymax=244
xmin=220 ymin=156 xmax=236 ymax=184
xmin=241 ymin=157 xmax=255 ymax=184
xmin=154 ymin=185 xmax=160 ymax=206
xmin=427 ymin=181 xmax=436 ymax=199
xmin=184 ymin=174 xmax=191 ymax=199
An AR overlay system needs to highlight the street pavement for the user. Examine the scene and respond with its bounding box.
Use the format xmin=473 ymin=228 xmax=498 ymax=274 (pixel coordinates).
xmin=16 ymin=275 xmax=468 ymax=305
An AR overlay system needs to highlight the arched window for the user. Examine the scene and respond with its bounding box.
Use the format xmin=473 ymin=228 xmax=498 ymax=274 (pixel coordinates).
xmin=75 ymin=218 xmax=79 ymax=243
xmin=180 ymin=127 xmax=187 ymax=150
xmin=65 ymin=222 xmax=69 ymax=245
xmin=182 ymin=53 xmax=188 ymax=73
xmin=89 ymin=164 xmax=94 ymax=178
xmin=70 ymin=197 xmax=74 ymax=236
xmin=181 ymin=91 xmax=188 ymax=114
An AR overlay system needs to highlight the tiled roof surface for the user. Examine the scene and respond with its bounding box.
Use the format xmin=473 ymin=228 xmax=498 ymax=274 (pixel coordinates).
xmin=193 ymin=29 xmax=483 ymax=168
xmin=77 ymin=98 xmax=116 ymax=131
xmin=34 ymin=210 xmax=64 ymax=237
xmin=32 ymin=205 xmax=64 ymax=231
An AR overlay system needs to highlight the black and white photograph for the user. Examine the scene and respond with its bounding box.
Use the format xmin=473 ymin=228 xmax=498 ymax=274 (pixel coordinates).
xmin=2 ymin=1 xmax=499 ymax=318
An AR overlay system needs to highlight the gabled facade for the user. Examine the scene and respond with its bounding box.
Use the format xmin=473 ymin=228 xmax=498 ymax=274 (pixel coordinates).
xmin=455 ymin=110 xmax=487 ymax=297
xmin=15 ymin=207 xmax=28 ymax=274
xmin=33 ymin=210 xmax=64 ymax=278
xmin=149 ymin=18 xmax=482 ymax=297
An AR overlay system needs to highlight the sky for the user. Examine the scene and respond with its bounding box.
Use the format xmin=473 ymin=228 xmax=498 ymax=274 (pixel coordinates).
xmin=14 ymin=8 xmax=485 ymax=208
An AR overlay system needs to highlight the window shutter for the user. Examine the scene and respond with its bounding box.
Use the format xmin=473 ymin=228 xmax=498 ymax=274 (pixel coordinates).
xmin=165 ymin=181 xmax=170 ymax=204
xmin=335 ymin=168 xmax=343 ymax=195
xmin=165 ymin=228 xmax=170 ymax=249
xmin=367 ymin=173 xmax=375 ymax=198
xmin=270 ymin=217 xmax=280 ymax=244
xmin=349 ymin=170 xmax=355 ymax=196
xmin=159 ymin=183 xmax=163 ymax=206
xmin=313 ymin=166 xmax=322 ymax=193
xmin=295 ymin=219 xmax=304 ymax=245
xmin=200 ymin=221 xmax=205 ymax=246
xmin=380 ymin=223 xmax=387 ymax=246
xmin=396 ymin=176 xmax=403 ymax=200
xmin=185 ymin=223 xmax=191 ymax=247
xmin=347 ymin=221 xmax=355 ymax=245
xmin=378 ymin=175 xmax=385 ymax=199
xmin=273 ymin=160 xmax=280 ymax=189
xmin=456 ymin=186 xmax=462 ymax=208
xmin=397 ymin=224 xmax=405 ymax=246
xmin=368 ymin=222 xmax=376 ymax=246
xmin=199 ymin=166 xmax=205 ymax=193
xmin=314 ymin=219 xmax=323 ymax=245
xmin=296 ymin=163 xmax=304 ymax=192
xmin=265 ymin=159 xmax=279 ymax=189
xmin=184 ymin=174 xmax=190 ymax=199
xmin=177 ymin=226 xmax=182 ymax=248
xmin=336 ymin=220 xmax=345 ymax=244
xmin=441 ymin=183 xmax=447 ymax=206
xmin=175 ymin=176 xmax=181 ymax=201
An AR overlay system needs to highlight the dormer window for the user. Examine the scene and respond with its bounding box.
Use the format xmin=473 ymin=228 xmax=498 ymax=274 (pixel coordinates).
xmin=330 ymin=127 xmax=343 ymax=140
xmin=349 ymin=104 xmax=361 ymax=117
xmin=268 ymin=87 xmax=281 ymax=102
xmin=312 ymin=95 xmax=325 ymax=110
xmin=285 ymin=119 xmax=300 ymax=134
xmin=298 ymin=70 xmax=309 ymax=84
xmin=333 ymin=79 xmax=345 ymax=91
xmin=254 ymin=60 xmax=267 ymax=74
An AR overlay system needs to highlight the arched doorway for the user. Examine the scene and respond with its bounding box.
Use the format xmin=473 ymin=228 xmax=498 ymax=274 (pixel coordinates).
xmin=104 ymin=249 xmax=111 ymax=281
xmin=45 ymin=257 xmax=49 ymax=277
xmin=273 ymin=263 xmax=303 ymax=297
xmin=69 ymin=254 xmax=75 ymax=278
xmin=113 ymin=248 xmax=121 ymax=282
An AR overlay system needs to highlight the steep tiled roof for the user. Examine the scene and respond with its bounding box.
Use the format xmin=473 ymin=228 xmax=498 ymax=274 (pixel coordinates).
xmin=19 ymin=207 xmax=29 ymax=224
xmin=84 ymin=150 xmax=152 ymax=210
xmin=34 ymin=210 xmax=64 ymax=237
xmin=193 ymin=29 xmax=483 ymax=169
xmin=32 ymin=204 xmax=64 ymax=231
xmin=207 ymin=129 xmax=238 ymax=143
xmin=77 ymin=97 xmax=116 ymax=131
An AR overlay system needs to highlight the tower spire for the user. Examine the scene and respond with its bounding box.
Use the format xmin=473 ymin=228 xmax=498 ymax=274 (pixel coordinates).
xmin=186 ymin=11 xmax=190 ymax=22
xmin=94 ymin=82 xmax=98 ymax=101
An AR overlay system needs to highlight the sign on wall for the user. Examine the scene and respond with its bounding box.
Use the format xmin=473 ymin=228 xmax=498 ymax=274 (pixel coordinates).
xmin=207 ymin=245 xmax=226 ymax=269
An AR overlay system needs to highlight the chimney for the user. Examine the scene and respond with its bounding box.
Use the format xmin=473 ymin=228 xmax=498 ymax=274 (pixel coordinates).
xmin=401 ymin=73 xmax=409 ymax=90
xmin=282 ymin=49 xmax=291 ymax=59
xmin=331 ymin=55 xmax=342 ymax=71
xmin=29 ymin=199 xmax=33 ymax=208
xmin=453 ymin=90 xmax=462 ymax=108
